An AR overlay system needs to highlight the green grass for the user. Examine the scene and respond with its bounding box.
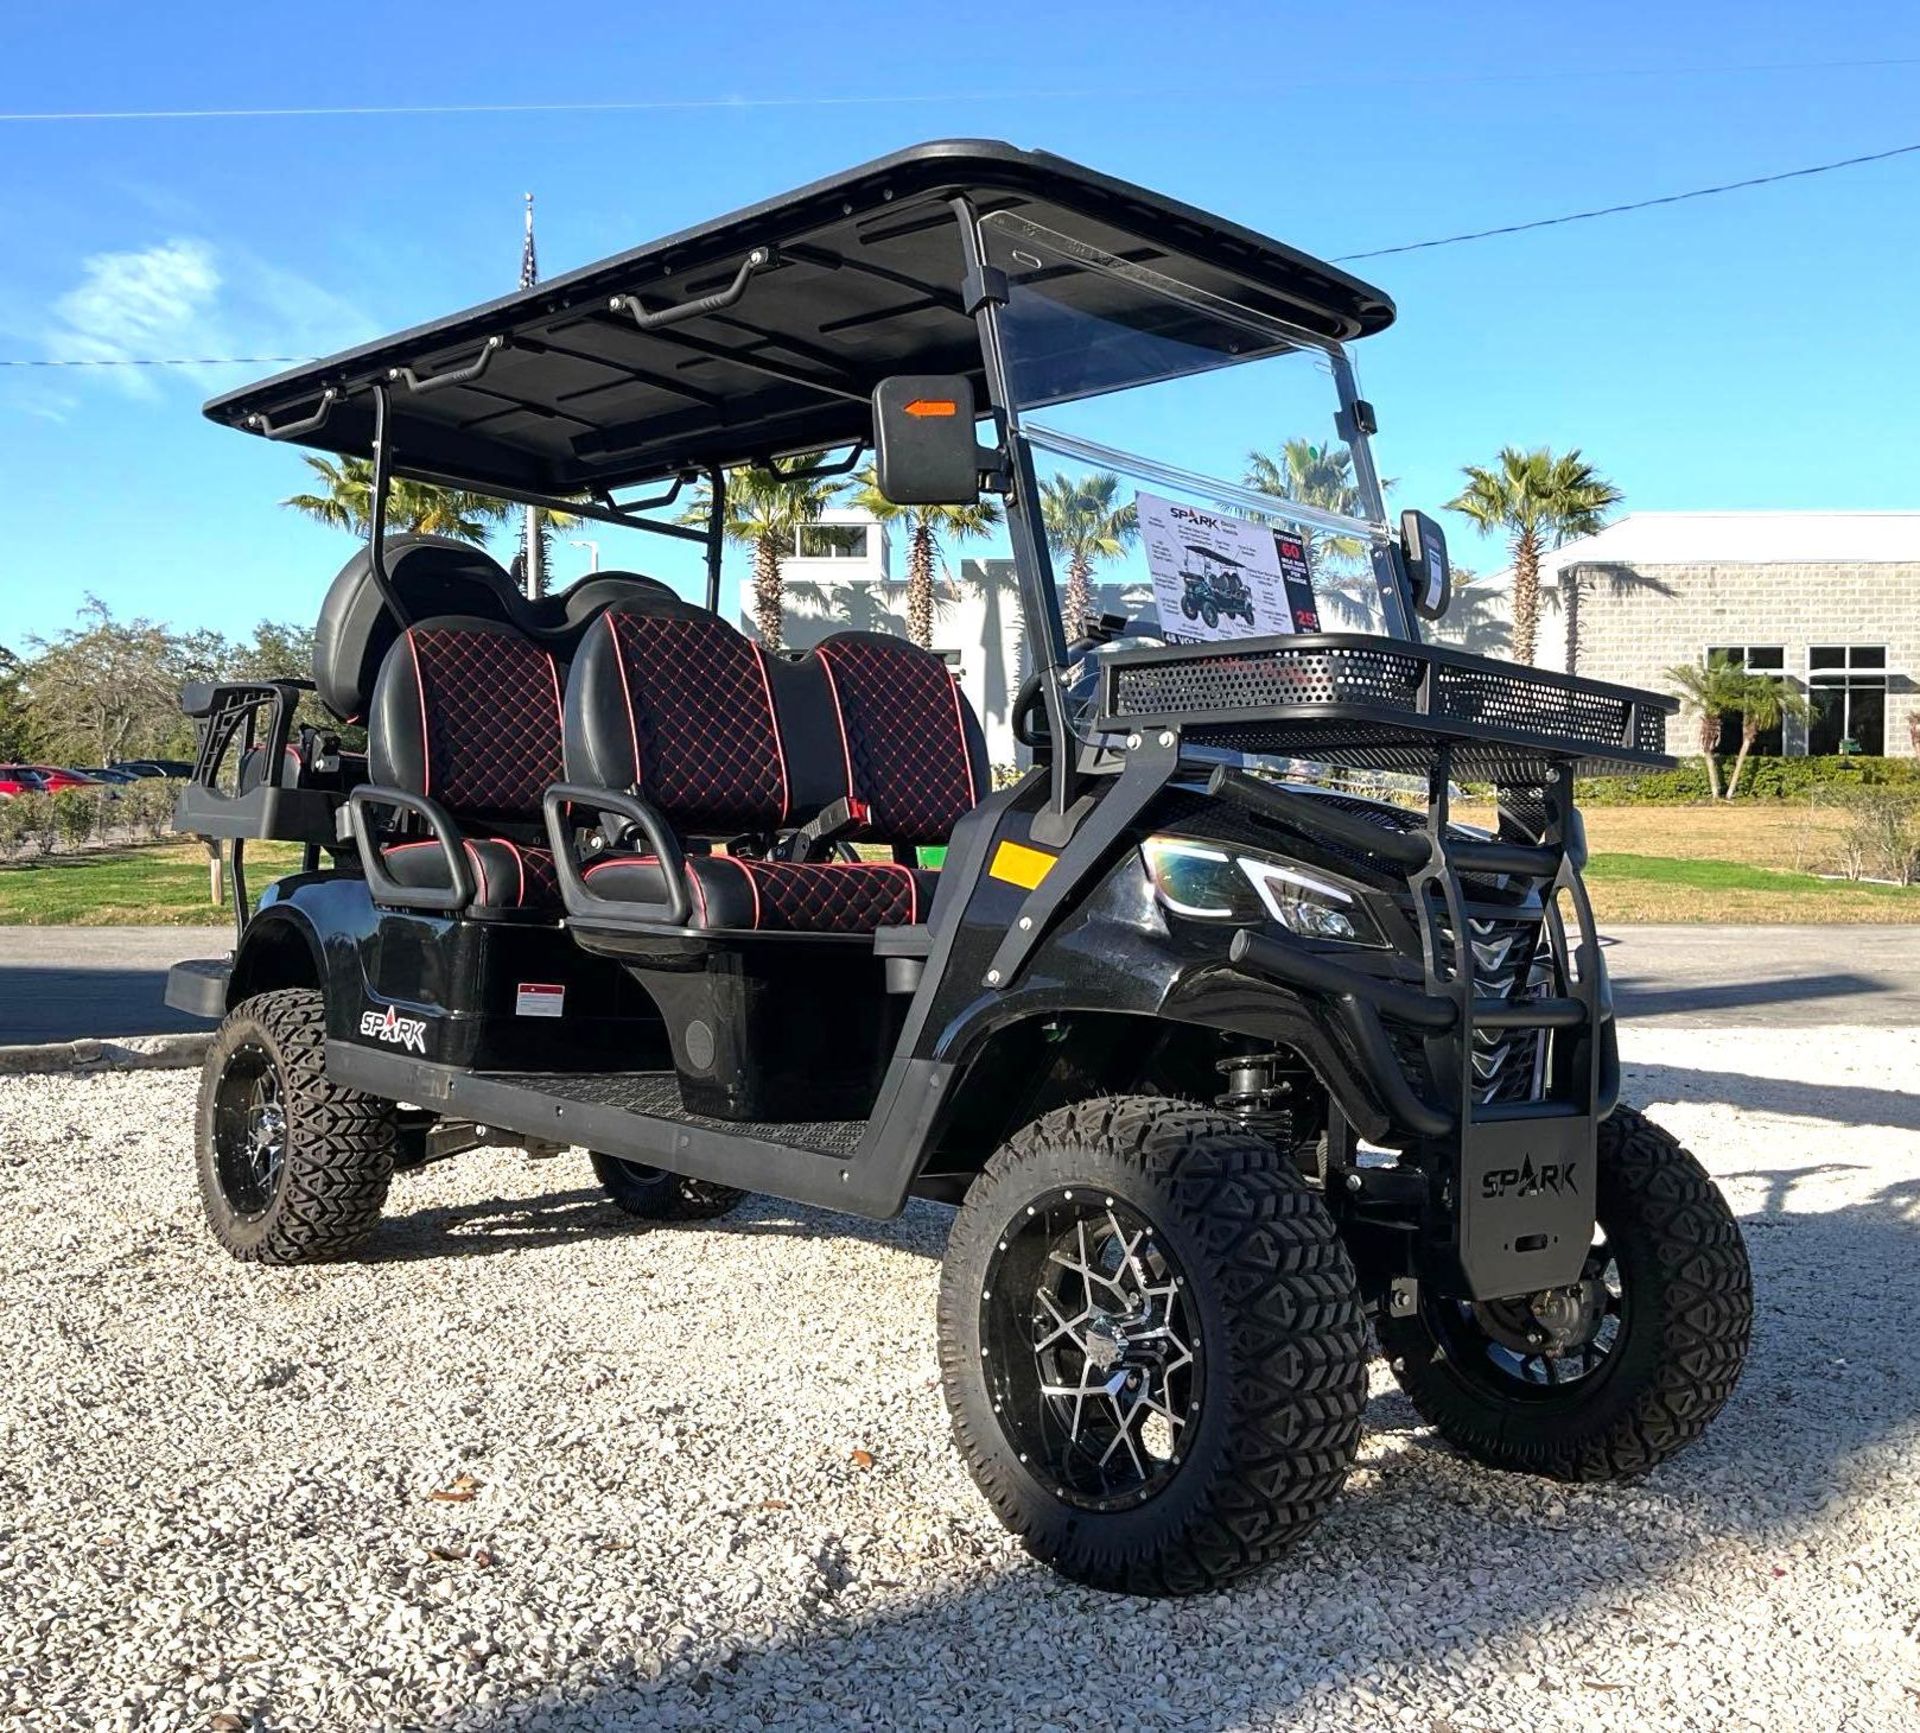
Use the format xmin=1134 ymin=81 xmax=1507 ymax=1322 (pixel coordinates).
xmin=0 ymin=842 xmax=305 ymax=926
xmin=1583 ymin=851 xmax=1920 ymax=923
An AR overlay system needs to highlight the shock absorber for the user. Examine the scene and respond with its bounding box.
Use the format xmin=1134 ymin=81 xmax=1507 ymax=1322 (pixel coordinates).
xmin=1214 ymin=1048 xmax=1295 ymax=1149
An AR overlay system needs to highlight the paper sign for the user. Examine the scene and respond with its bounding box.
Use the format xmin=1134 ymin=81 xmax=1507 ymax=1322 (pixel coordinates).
xmin=1136 ymin=492 xmax=1319 ymax=642
xmin=515 ymin=983 xmax=565 ymax=1019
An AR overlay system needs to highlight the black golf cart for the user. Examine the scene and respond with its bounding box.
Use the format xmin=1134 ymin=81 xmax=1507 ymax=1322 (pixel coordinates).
xmin=168 ymin=141 xmax=1751 ymax=1596
xmin=1177 ymin=545 xmax=1257 ymax=629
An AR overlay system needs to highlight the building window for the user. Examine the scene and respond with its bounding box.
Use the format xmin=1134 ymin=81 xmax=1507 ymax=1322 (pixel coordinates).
xmin=1807 ymin=646 xmax=1887 ymax=756
xmin=1706 ymin=646 xmax=1787 ymax=756
xmin=796 ymin=524 xmax=870 ymax=559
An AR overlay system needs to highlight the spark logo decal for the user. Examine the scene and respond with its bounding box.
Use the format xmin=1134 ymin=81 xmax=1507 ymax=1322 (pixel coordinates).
xmin=359 ymin=1003 xmax=428 ymax=1054
xmin=1481 ymin=1155 xmax=1577 ymax=1200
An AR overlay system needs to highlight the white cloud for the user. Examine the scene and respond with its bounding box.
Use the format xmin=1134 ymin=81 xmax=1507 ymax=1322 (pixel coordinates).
xmin=36 ymin=236 xmax=376 ymax=401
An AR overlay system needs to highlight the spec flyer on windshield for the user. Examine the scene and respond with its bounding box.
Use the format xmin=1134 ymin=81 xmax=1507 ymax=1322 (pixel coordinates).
xmin=1137 ymin=491 xmax=1321 ymax=643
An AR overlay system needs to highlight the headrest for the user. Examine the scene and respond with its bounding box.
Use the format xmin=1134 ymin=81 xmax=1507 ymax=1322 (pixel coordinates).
xmin=529 ymin=570 xmax=683 ymax=632
xmin=311 ymin=537 xmax=522 ymax=722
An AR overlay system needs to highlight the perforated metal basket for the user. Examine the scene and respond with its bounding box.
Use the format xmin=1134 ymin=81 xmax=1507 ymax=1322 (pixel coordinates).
xmin=1094 ymin=634 xmax=1674 ymax=780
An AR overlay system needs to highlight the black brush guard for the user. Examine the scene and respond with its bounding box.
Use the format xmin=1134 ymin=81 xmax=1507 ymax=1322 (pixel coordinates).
xmin=1100 ymin=634 xmax=1672 ymax=1301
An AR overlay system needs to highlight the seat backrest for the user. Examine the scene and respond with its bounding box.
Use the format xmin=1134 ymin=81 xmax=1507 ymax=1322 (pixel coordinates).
xmin=313 ymin=538 xmax=525 ymax=723
xmin=807 ymin=632 xmax=986 ymax=845
xmin=313 ymin=539 xmax=682 ymax=724
xmin=369 ymin=616 xmax=565 ymax=825
xmin=565 ymin=600 xmax=800 ymax=835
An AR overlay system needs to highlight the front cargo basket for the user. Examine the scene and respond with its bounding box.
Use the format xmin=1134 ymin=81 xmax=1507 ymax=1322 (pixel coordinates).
xmin=1094 ymin=633 xmax=1675 ymax=779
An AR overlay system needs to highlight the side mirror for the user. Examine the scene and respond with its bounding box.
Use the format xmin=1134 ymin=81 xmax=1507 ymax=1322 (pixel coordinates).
xmin=1400 ymin=509 xmax=1451 ymax=620
xmin=872 ymin=375 xmax=981 ymax=505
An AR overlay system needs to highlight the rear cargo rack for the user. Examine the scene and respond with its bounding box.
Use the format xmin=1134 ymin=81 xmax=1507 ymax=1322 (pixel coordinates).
xmin=1094 ymin=633 xmax=1674 ymax=779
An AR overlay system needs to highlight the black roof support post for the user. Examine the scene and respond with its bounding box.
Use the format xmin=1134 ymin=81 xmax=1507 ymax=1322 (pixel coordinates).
xmin=948 ymin=194 xmax=1075 ymax=817
xmin=367 ymin=384 xmax=413 ymax=629
xmin=704 ymin=464 xmax=727 ymax=615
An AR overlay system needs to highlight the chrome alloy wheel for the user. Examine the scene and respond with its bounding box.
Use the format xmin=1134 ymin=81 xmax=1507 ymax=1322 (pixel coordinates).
xmin=981 ymin=1191 xmax=1203 ymax=1510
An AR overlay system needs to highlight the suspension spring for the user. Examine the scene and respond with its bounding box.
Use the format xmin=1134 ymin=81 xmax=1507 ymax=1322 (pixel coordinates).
xmin=1215 ymin=1050 xmax=1295 ymax=1149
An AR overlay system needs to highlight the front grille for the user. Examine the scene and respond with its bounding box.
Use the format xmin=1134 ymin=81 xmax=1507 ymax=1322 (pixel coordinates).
xmin=1447 ymin=915 xmax=1549 ymax=1107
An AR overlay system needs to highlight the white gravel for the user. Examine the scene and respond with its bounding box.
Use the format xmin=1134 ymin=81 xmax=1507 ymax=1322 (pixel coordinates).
xmin=3 ymin=1025 xmax=1918 ymax=1733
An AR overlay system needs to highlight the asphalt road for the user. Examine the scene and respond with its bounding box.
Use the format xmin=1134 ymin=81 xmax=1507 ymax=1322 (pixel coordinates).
xmin=0 ymin=922 xmax=1916 ymax=1047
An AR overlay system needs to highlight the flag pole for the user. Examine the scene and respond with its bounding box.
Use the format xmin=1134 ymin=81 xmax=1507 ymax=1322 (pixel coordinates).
xmin=520 ymin=191 xmax=543 ymax=601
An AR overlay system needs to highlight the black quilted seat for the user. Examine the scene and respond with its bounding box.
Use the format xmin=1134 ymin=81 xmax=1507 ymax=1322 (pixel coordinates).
xmin=561 ymin=604 xmax=985 ymax=935
xmin=382 ymin=836 xmax=561 ymax=911
xmin=582 ymin=854 xmax=939 ymax=933
xmin=366 ymin=616 xmax=567 ymax=913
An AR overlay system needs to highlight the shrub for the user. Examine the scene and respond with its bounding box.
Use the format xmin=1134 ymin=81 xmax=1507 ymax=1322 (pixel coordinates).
xmin=11 ymin=791 xmax=59 ymax=856
xmin=0 ymin=795 xmax=30 ymax=858
xmin=1575 ymin=755 xmax=1920 ymax=806
xmin=52 ymin=788 xmax=101 ymax=850
xmin=1831 ymin=789 xmax=1920 ymax=885
xmin=124 ymin=777 xmax=179 ymax=840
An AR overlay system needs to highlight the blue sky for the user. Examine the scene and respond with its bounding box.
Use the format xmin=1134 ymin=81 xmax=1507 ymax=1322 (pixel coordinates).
xmin=2 ymin=0 xmax=1917 ymax=647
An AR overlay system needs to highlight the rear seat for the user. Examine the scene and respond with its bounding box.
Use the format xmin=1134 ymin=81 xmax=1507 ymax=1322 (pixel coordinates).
xmin=562 ymin=604 xmax=985 ymax=935
xmin=344 ymin=546 xmax=681 ymax=917
xmin=370 ymin=616 xmax=567 ymax=913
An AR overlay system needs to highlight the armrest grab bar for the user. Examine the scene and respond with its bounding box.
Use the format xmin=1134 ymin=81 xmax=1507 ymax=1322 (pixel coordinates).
xmin=542 ymin=784 xmax=691 ymax=928
xmin=348 ymin=786 xmax=475 ymax=912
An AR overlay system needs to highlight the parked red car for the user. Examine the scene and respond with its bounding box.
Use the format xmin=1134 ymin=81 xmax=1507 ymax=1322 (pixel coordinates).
xmin=0 ymin=764 xmax=102 ymax=797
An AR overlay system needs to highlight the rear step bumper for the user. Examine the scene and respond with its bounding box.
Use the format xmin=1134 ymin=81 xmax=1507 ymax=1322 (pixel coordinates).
xmin=165 ymin=958 xmax=231 ymax=1020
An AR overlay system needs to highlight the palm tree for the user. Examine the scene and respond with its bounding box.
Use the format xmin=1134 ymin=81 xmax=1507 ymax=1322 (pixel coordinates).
xmin=1449 ymin=448 xmax=1622 ymax=664
xmin=282 ymin=455 xmax=510 ymax=544
xmin=1038 ymin=472 xmax=1137 ymax=640
xmin=1725 ymin=671 xmax=1811 ymax=801
xmin=683 ymin=457 xmax=845 ymax=652
xmin=849 ymin=469 xmax=1002 ymax=650
xmin=1243 ymin=439 xmax=1371 ymax=570
xmin=1664 ymin=655 xmax=1750 ymax=801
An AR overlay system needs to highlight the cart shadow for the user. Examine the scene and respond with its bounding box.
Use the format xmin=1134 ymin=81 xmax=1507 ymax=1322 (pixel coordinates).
xmin=1622 ymin=1058 xmax=1920 ymax=1132
xmin=1611 ymin=968 xmax=1890 ymax=1022
xmin=464 ymin=1171 xmax=1920 ymax=1731
xmin=358 ymin=1185 xmax=946 ymax=1265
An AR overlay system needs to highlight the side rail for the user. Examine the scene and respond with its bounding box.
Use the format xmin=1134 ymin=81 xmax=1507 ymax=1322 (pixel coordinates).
xmin=542 ymin=785 xmax=691 ymax=928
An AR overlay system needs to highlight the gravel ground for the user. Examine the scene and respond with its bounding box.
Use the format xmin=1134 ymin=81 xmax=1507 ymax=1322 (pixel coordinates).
xmin=3 ymin=1026 xmax=1917 ymax=1733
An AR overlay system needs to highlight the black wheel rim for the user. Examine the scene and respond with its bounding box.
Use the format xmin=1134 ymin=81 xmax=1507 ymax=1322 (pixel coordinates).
xmin=1428 ymin=1225 xmax=1627 ymax=1399
xmin=982 ymin=1189 xmax=1204 ymax=1511
xmin=212 ymin=1042 xmax=287 ymax=1219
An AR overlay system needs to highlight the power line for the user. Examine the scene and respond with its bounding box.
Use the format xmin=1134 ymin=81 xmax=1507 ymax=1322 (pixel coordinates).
xmin=0 ymin=355 xmax=310 ymax=368
xmin=5 ymin=137 xmax=1917 ymax=369
xmin=1 ymin=55 xmax=1915 ymax=123
xmin=1332 ymin=139 xmax=1920 ymax=260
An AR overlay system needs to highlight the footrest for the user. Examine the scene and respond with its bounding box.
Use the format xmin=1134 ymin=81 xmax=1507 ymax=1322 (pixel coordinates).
xmin=873 ymin=924 xmax=932 ymax=993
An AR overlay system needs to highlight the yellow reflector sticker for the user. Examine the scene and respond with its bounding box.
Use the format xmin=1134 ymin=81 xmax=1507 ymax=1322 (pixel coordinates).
xmin=989 ymin=839 xmax=1056 ymax=890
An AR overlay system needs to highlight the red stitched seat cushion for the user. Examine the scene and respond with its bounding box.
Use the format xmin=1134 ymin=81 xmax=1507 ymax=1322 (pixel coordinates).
xmin=581 ymin=853 xmax=937 ymax=934
xmin=383 ymin=838 xmax=559 ymax=913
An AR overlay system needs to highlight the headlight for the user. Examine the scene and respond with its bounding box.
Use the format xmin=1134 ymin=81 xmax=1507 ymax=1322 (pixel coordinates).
xmin=1140 ymin=835 xmax=1385 ymax=945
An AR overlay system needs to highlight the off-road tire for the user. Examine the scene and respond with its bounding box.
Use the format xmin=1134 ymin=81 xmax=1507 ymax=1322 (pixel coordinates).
xmin=1381 ymin=1104 xmax=1751 ymax=1480
xmin=196 ymin=989 xmax=395 ymax=1264
xmin=590 ymin=1153 xmax=746 ymax=1222
xmin=939 ymin=1096 xmax=1367 ymax=1596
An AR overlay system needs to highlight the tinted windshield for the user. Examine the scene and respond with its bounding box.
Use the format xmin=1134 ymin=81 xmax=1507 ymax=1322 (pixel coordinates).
xmin=982 ymin=213 xmax=1392 ymax=650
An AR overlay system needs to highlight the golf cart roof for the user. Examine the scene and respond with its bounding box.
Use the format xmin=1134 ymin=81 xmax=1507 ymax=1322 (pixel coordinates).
xmin=203 ymin=140 xmax=1394 ymax=503
xmin=1183 ymin=544 xmax=1244 ymax=565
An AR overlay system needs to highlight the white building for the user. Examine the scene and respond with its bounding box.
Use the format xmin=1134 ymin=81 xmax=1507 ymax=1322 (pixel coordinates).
xmin=765 ymin=507 xmax=1030 ymax=767
xmin=1434 ymin=512 xmax=1919 ymax=757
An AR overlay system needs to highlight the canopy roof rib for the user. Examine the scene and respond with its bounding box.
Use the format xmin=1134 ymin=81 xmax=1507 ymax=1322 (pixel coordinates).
xmin=203 ymin=140 xmax=1394 ymax=498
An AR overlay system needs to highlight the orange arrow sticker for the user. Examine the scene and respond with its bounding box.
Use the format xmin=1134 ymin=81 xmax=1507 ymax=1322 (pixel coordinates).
xmin=903 ymin=398 xmax=957 ymax=417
